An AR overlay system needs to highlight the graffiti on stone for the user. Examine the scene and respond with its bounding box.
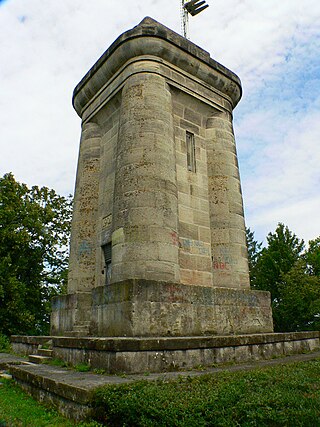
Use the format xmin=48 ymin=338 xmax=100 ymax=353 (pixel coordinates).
xmin=179 ymin=237 xmax=210 ymax=256
xmin=213 ymin=246 xmax=236 ymax=270
xmin=170 ymin=231 xmax=180 ymax=247
xmin=78 ymin=240 xmax=92 ymax=256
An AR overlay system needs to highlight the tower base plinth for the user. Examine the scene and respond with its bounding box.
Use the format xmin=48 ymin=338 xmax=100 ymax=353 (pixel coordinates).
xmin=51 ymin=279 xmax=273 ymax=337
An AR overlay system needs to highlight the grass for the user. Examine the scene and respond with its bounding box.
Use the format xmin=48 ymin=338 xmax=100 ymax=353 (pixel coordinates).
xmin=47 ymin=358 xmax=92 ymax=373
xmin=75 ymin=363 xmax=91 ymax=372
xmin=93 ymin=359 xmax=320 ymax=426
xmin=49 ymin=357 xmax=70 ymax=368
xmin=0 ymin=378 xmax=101 ymax=427
xmin=0 ymin=358 xmax=320 ymax=426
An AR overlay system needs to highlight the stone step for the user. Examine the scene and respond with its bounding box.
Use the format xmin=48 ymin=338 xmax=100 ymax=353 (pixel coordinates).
xmin=72 ymin=323 xmax=90 ymax=335
xmin=0 ymin=372 xmax=12 ymax=380
xmin=28 ymin=355 xmax=51 ymax=364
xmin=9 ymin=363 xmax=116 ymax=421
xmin=51 ymin=329 xmax=89 ymax=337
xmin=37 ymin=348 xmax=53 ymax=357
xmin=73 ymin=324 xmax=90 ymax=329
xmin=67 ymin=331 xmax=89 ymax=337
xmin=74 ymin=320 xmax=90 ymax=325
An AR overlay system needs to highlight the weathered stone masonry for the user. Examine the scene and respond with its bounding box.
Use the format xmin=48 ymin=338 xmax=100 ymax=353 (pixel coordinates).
xmin=51 ymin=17 xmax=274 ymax=338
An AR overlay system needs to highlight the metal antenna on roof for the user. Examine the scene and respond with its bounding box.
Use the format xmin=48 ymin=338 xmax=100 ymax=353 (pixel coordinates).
xmin=181 ymin=0 xmax=209 ymax=39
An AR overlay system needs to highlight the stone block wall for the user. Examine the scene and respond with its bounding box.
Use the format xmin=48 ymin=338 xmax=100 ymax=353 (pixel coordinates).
xmin=172 ymin=88 xmax=214 ymax=288
xmin=12 ymin=332 xmax=320 ymax=374
xmin=67 ymin=122 xmax=101 ymax=294
xmin=110 ymin=73 xmax=180 ymax=284
xmin=95 ymin=94 xmax=121 ymax=287
xmin=66 ymin=16 xmax=248 ymax=294
xmin=50 ymin=17 xmax=273 ymax=337
xmin=89 ymin=279 xmax=273 ymax=337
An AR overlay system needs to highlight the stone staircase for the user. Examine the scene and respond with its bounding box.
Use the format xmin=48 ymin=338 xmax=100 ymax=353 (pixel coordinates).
xmin=28 ymin=342 xmax=53 ymax=364
xmin=68 ymin=321 xmax=91 ymax=337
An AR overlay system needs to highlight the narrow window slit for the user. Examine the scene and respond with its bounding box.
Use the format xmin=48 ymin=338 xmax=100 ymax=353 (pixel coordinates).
xmin=186 ymin=131 xmax=196 ymax=172
xmin=102 ymin=242 xmax=112 ymax=284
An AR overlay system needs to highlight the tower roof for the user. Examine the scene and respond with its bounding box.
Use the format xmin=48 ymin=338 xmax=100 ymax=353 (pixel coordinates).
xmin=73 ymin=17 xmax=242 ymax=115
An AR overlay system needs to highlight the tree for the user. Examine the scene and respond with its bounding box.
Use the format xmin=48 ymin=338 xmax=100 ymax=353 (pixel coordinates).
xmin=0 ymin=173 xmax=72 ymax=336
xmin=275 ymin=237 xmax=320 ymax=331
xmin=248 ymin=223 xmax=320 ymax=332
xmin=251 ymin=223 xmax=304 ymax=301
xmin=246 ymin=227 xmax=262 ymax=284
xmin=305 ymin=237 xmax=320 ymax=276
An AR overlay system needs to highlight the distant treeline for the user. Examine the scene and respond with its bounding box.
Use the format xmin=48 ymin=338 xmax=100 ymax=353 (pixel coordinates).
xmin=247 ymin=223 xmax=320 ymax=332
xmin=0 ymin=172 xmax=319 ymax=338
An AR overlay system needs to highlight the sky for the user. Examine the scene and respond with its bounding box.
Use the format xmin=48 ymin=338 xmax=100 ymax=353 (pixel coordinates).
xmin=0 ymin=0 xmax=319 ymax=245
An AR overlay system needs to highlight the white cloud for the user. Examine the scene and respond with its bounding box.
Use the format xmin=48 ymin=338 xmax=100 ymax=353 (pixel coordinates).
xmin=249 ymin=195 xmax=320 ymax=246
xmin=0 ymin=0 xmax=319 ymax=243
xmin=241 ymin=105 xmax=320 ymax=243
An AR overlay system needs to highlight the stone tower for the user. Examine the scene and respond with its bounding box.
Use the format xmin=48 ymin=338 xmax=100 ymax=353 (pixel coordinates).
xmin=51 ymin=17 xmax=273 ymax=337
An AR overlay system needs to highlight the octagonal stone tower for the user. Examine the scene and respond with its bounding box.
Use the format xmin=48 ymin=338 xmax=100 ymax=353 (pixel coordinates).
xmin=51 ymin=17 xmax=273 ymax=337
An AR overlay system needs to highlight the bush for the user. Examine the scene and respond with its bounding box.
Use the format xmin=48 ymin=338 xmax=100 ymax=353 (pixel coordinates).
xmin=0 ymin=334 xmax=10 ymax=352
xmin=92 ymin=360 xmax=320 ymax=426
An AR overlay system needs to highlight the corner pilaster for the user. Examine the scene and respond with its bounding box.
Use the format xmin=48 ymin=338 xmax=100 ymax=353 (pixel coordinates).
xmin=206 ymin=112 xmax=250 ymax=288
xmin=68 ymin=121 xmax=102 ymax=293
xmin=111 ymin=73 xmax=180 ymax=283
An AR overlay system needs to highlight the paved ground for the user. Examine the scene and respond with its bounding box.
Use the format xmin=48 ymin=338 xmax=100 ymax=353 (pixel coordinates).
xmin=1 ymin=350 xmax=320 ymax=390
xmin=0 ymin=353 xmax=28 ymax=369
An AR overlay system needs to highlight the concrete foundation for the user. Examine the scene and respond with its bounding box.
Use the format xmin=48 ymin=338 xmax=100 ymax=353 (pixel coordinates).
xmin=51 ymin=279 xmax=273 ymax=337
xmin=11 ymin=332 xmax=320 ymax=374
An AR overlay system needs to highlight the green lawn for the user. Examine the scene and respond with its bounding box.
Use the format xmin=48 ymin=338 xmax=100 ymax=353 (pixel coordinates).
xmin=0 ymin=359 xmax=320 ymax=426
xmin=93 ymin=359 xmax=320 ymax=426
xmin=0 ymin=378 xmax=100 ymax=427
